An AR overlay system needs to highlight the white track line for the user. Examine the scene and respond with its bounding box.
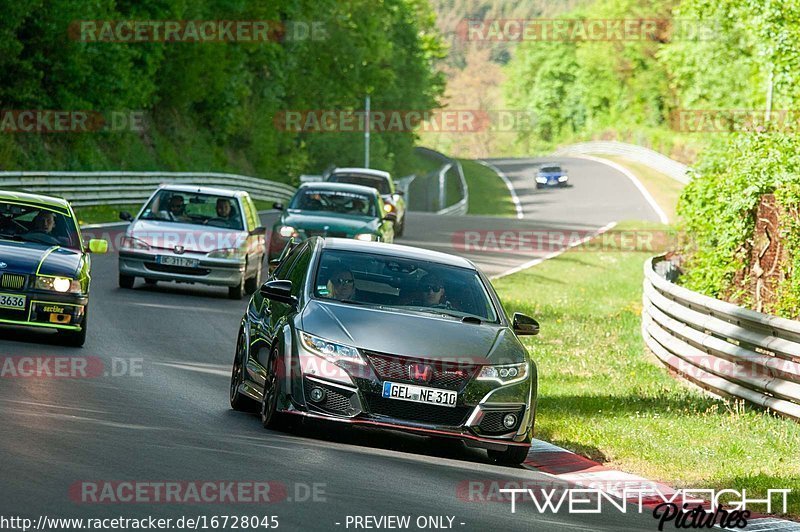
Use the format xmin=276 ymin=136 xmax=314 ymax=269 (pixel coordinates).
xmin=570 ymin=154 xmax=669 ymax=224
xmin=477 ymin=159 xmax=524 ymax=219
xmin=490 ymin=221 xmax=617 ymax=280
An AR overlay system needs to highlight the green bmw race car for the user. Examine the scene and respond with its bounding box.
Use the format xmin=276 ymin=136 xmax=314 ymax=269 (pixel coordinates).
xmin=0 ymin=190 xmax=108 ymax=346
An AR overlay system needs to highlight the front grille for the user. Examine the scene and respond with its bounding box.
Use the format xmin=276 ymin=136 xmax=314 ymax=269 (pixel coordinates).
xmin=365 ymin=352 xmax=478 ymax=391
xmin=364 ymin=394 xmax=472 ymax=426
xmin=144 ymin=263 xmax=210 ymax=276
xmin=479 ymin=408 xmax=524 ymax=435
xmin=303 ymin=230 xmax=348 ymax=238
xmin=303 ymin=378 xmax=357 ymax=416
xmin=0 ymin=273 xmax=26 ymax=290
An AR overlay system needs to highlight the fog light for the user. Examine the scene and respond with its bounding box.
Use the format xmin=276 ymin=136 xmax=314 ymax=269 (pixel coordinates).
xmin=309 ymin=387 xmax=325 ymax=403
xmin=502 ymin=413 xmax=518 ymax=429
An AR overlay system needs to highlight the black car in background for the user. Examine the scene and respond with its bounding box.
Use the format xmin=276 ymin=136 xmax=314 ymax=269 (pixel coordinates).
xmin=229 ymin=237 xmax=540 ymax=464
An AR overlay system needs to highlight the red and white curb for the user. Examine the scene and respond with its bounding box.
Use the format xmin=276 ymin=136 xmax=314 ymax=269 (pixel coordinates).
xmin=523 ymin=439 xmax=799 ymax=531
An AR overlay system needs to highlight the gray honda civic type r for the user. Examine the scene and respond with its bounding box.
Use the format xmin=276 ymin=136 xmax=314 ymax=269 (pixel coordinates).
xmin=229 ymin=237 xmax=540 ymax=464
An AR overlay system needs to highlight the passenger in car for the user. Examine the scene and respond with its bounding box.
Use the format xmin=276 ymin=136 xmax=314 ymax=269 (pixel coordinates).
xmin=327 ymin=268 xmax=355 ymax=301
xmin=419 ymin=273 xmax=452 ymax=310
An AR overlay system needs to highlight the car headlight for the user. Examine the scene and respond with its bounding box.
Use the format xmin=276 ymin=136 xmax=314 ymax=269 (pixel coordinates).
xmin=384 ymin=203 xmax=394 ymax=213
xmin=558 ymin=175 xmax=568 ymax=182
xmin=278 ymin=225 xmax=296 ymax=238
xmin=535 ymin=176 xmax=547 ymax=183
xmin=121 ymin=236 xmax=150 ymax=250
xmin=355 ymin=233 xmax=377 ymax=241
xmin=477 ymin=362 xmax=529 ymax=385
xmin=300 ymin=332 xmax=365 ymax=365
xmin=35 ymin=276 xmax=82 ymax=294
xmin=207 ymin=248 xmax=246 ymax=260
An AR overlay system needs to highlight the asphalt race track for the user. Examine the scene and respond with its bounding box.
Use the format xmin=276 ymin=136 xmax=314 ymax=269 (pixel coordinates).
xmin=0 ymin=157 xmax=664 ymax=531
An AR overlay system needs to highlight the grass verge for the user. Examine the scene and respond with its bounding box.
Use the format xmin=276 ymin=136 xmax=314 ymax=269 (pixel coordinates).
xmin=601 ymin=155 xmax=685 ymax=223
xmin=493 ymin=223 xmax=800 ymax=517
xmin=457 ymin=159 xmax=516 ymax=217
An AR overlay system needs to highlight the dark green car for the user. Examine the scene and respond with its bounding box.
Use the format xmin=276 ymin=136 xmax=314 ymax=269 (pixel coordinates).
xmin=268 ymin=182 xmax=396 ymax=261
xmin=0 ymin=190 xmax=108 ymax=346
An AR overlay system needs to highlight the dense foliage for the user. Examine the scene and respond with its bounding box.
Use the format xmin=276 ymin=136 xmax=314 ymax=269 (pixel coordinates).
xmin=0 ymin=0 xmax=444 ymax=181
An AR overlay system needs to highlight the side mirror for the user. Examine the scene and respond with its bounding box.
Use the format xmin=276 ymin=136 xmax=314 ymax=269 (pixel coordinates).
xmin=87 ymin=239 xmax=109 ymax=254
xmin=384 ymin=211 xmax=398 ymax=223
xmin=512 ymin=312 xmax=539 ymax=336
xmin=260 ymin=279 xmax=297 ymax=306
xmin=250 ymin=226 xmax=267 ymax=236
xmin=272 ymin=202 xmax=284 ymax=211
xmin=395 ymin=190 xmax=405 ymax=196
xmin=119 ymin=211 xmax=133 ymax=222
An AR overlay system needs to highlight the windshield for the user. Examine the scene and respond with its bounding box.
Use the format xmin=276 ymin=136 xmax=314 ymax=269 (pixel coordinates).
xmin=328 ymin=174 xmax=391 ymax=195
xmin=0 ymin=202 xmax=81 ymax=249
xmin=313 ymin=249 xmax=499 ymax=323
xmin=139 ymin=190 xmax=244 ymax=230
xmin=289 ymin=189 xmax=377 ymax=217
xmin=540 ymin=166 xmax=562 ymax=173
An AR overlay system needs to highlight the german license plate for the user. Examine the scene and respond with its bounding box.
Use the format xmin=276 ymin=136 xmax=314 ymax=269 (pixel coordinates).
xmin=157 ymin=255 xmax=199 ymax=268
xmin=0 ymin=293 xmax=26 ymax=310
xmin=381 ymin=381 xmax=457 ymax=407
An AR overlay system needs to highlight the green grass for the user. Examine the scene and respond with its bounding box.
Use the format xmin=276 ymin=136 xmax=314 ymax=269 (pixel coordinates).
xmin=493 ymin=224 xmax=800 ymax=517
xmin=602 ymin=155 xmax=685 ymax=223
xmin=458 ymin=158 xmax=516 ymax=217
xmin=73 ymin=204 xmax=141 ymax=226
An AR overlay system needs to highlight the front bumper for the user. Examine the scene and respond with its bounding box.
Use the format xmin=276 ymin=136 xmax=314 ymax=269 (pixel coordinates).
xmin=119 ymin=251 xmax=245 ymax=287
xmin=285 ymin=348 xmax=535 ymax=450
xmin=0 ymin=290 xmax=88 ymax=331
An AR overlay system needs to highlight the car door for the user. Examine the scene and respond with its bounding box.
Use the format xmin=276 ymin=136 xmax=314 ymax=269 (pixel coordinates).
xmin=241 ymin=195 xmax=265 ymax=277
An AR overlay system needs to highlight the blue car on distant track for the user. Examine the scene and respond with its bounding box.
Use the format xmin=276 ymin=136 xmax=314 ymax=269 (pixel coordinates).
xmin=535 ymin=164 xmax=569 ymax=189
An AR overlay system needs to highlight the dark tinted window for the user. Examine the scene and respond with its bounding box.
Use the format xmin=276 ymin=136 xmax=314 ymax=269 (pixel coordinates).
xmin=0 ymin=202 xmax=81 ymax=249
xmin=539 ymin=166 xmax=562 ymax=173
xmin=313 ymin=249 xmax=498 ymax=322
xmin=288 ymin=188 xmax=376 ymax=217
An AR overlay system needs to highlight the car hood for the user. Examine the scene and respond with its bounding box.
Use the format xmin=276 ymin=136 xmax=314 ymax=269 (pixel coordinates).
xmin=0 ymin=240 xmax=81 ymax=277
xmin=300 ymin=299 xmax=526 ymax=364
xmin=280 ymin=211 xmax=378 ymax=234
xmin=129 ymin=219 xmax=246 ymax=252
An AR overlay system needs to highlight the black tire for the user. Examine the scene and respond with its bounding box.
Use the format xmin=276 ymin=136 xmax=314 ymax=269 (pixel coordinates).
xmin=59 ymin=309 xmax=88 ymax=347
xmin=119 ymin=273 xmax=135 ymax=289
xmin=535 ymin=183 xmax=543 ymax=190
xmin=144 ymin=278 xmax=157 ymax=286
xmin=260 ymin=346 xmax=284 ymax=429
xmin=244 ymin=261 xmax=262 ymax=295
xmin=230 ymin=329 xmax=259 ymax=412
xmin=487 ymin=445 xmax=530 ymax=466
xmin=228 ymin=277 xmax=245 ymax=299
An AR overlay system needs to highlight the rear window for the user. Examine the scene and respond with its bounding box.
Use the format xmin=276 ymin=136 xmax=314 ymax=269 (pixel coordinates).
xmin=328 ymin=173 xmax=391 ymax=195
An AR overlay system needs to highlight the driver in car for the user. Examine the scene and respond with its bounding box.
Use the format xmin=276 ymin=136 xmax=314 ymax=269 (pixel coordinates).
xmin=212 ymin=198 xmax=236 ymax=227
xmin=26 ymin=211 xmax=59 ymax=244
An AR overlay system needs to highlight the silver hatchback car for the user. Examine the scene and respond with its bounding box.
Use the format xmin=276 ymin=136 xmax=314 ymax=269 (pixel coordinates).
xmin=118 ymin=185 xmax=266 ymax=299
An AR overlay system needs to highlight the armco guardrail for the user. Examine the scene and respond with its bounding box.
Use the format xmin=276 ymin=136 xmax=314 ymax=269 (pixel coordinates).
xmin=410 ymin=147 xmax=468 ymax=215
xmin=554 ymin=141 xmax=690 ymax=184
xmin=0 ymin=171 xmax=297 ymax=207
xmin=435 ymin=161 xmax=468 ymax=216
xmin=642 ymin=255 xmax=800 ymax=421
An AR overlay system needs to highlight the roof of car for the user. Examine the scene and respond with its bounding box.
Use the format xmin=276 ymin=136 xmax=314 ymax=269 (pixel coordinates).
xmin=331 ymin=168 xmax=391 ymax=180
xmin=318 ymin=238 xmax=475 ymax=269
xmin=0 ymin=189 xmax=72 ymax=212
xmin=297 ymin=181 xmax=379 ymax=196
xmin=157 ymin=184 xmax=248 ymax=197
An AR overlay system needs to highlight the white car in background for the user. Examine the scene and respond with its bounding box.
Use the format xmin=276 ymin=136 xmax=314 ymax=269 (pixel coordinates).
xmin=118 ymin=185 xmax=266 ymax=299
